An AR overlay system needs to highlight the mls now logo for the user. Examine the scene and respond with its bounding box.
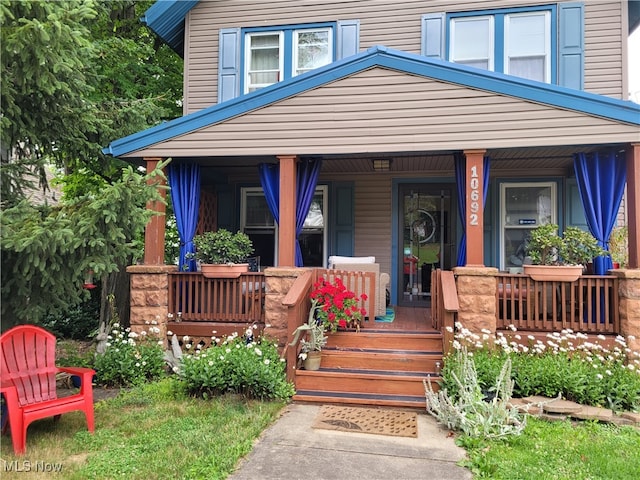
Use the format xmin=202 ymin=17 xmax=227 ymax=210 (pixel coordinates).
xmin=3 ymin=460 xmax=63 ymax=472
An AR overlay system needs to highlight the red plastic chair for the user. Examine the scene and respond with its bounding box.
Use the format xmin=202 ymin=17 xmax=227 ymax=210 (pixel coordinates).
xmin=0 ymin=325 xmax=95 ymax=455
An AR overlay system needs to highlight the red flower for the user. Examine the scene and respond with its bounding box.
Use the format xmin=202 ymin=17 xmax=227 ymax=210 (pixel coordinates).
xmin=309 ymin=277 xmax=368 ymax=332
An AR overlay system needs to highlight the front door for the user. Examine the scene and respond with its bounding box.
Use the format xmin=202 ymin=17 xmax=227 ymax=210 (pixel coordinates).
xmin=398 ymin=185 xmax=454 ymax=306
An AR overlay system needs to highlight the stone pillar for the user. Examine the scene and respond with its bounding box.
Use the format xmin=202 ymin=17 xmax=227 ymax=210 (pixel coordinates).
xmin=611 ymin=269 xmax=640 ymax=352
xmin=263 ymin=267 xmax=308 ymax=348
xmin=127 ymin=265 xmax=177 ymax=345
xmin=453 ymin=266 xmax=499 ymax=335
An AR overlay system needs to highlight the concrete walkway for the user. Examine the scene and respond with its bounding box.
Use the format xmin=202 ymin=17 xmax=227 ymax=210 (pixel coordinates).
xmin=228 ymin=403 xmax=473 ymax=480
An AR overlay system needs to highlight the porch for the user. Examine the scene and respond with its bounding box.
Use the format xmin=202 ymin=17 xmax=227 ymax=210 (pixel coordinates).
xmin=134 ymin=266 xmax=634 ymax=408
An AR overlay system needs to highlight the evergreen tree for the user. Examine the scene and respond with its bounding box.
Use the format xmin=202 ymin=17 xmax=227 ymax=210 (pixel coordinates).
xmin=1 ymin=0 xmax=182 ymax=330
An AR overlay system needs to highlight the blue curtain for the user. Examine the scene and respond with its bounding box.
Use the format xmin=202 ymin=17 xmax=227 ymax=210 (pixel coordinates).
xmin=168 ymin=163 xmax=201 ymax=271
xmin=295 ymin=158 xmax=322 ymax=266
xmin=258 ymin=163 xmax=280 ymax=225
xmin=574 ymin=151 xmax=627 ymax=274
xmin=455 ymin=154 xmax=491 ymax=266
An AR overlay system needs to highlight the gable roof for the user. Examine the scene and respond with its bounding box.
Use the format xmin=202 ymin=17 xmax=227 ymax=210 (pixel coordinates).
xmin=104 ymin=45 xmax=640 ymax=158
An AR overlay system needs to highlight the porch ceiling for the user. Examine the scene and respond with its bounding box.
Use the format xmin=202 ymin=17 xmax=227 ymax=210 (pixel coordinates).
xmin=194 ymin=144 xmax=609 ymax=178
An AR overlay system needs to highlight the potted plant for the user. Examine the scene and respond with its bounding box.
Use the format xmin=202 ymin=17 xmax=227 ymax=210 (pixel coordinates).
xmin=190 ymin=229 xmax=254 ymax=278
xmin=310 ymin=277 xmax=368 ymax=332
xmin=524 ymin=224 xmax=605 ymax=281
xmin=289 ymin=300 xmax=328 ymax=370
xmin=608 ymin=226 xmax=628 ymax=269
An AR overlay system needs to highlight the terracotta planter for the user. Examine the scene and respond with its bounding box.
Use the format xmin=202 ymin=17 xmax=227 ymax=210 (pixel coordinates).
xmin=201 ymin=263 xmax=249 ymax=278
xmin=302 ymin=351 xmax=322 ymax=371
xmin=523 ymin=264 xmax=583 ymax=282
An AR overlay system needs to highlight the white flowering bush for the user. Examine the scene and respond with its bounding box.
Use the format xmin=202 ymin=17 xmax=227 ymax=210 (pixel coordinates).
xmin=179 ymin=329 xmax=295 ymax=400
xmin=93 ymin=322 xmax=166 ymax=387
xmin=441 ymin=324 xmax=640 ymax=412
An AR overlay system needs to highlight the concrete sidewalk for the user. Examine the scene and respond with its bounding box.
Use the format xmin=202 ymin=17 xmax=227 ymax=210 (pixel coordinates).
xmin=228 ymin=403 xmax=473 ymax=480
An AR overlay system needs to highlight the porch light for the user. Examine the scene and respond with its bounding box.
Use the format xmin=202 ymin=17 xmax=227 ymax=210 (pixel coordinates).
xmin=372 ymin=158 xmax=392 ymax=172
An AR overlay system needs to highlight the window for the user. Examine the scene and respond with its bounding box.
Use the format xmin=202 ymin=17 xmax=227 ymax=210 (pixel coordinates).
xmin=504 ymin=12 xmax=550 ymax=82
xmin=449 ymin=7 xmax=552 ymax=83
xmin=241 ymin=188 xmax=277 ymax=266
xmin=294 ymin=29 xmax=332 ymax=76
xmin=244 ymin=25 xmax=334 ymax=93
xmin=500 ymin=182 xmax=556 ymax=271
xmin=240 ymin=186 xmax=328 ymax=267
xmin=450 ymin=16 xmax=493 ymax=70
xmin=246 ymin=33 xmax=283 ymax=93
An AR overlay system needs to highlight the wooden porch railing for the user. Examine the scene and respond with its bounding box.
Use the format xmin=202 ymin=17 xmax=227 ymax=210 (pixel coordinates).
xmin=282 ymin=270 xmax=315 ymax=382
xmin=167 ymin=272 xmax=266 ymax=347
xmin=168 ymin=272 xmax=266 ymax=322
xmin=430 ymin=269 xmax=459 ymax=355
xmin=496 ymin=273 xmax=620 ymax=334
xmin=315 ymin=268 xmax=377 ymax=321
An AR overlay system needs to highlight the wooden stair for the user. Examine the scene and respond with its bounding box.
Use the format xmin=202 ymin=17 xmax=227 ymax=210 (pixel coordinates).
xmin=293 ymin=329 xmax=443 ymax=409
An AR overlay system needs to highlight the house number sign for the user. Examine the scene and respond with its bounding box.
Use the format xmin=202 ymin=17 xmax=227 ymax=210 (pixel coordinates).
xmin=469 ymin=165 xmax=480 ymax=226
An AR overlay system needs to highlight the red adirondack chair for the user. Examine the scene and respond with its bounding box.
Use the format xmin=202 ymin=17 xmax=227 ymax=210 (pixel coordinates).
xmin=0 ymin=325 xmax=95 ymax=455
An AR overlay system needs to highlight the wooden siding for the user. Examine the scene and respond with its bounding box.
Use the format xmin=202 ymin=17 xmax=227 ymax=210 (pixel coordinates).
xmin=184 ymin=0 xmax=626 ymax=112
xmin=353 ymin=176 xmax=392 ymax=276
xmin=133 ymin=68 xmax=639 ymax=158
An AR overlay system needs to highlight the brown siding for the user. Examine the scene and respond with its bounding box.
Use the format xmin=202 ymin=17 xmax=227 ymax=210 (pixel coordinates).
xmin=184 ymin=0 xmax=626 ymax=112
xmin=132 ymin=68 xmax=639 ymax=158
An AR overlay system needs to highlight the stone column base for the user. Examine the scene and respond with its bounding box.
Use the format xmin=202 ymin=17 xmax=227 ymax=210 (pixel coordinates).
xmin=126 ymin=264 xmax=177 ymax=346
xmin=453 ymin=266 xmax=499 ymax=335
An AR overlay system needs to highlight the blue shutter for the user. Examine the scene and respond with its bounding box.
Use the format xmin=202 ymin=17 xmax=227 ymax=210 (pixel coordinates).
xmin=558 ymin=2 xmax=584 ymax=90
xmin=421 ymin=13 xmax=445 ymax=59
xmin=336 ymin=20 xmax=360 ymax=60
xmin=331 ymin=183 xmax=354 ymax=256
xmin=218 ymin=28 xmax=241 ymax=103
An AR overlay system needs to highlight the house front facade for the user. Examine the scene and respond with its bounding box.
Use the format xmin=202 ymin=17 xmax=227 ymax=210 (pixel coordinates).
xmin=105 ymin=0 xmax=640 ymax=404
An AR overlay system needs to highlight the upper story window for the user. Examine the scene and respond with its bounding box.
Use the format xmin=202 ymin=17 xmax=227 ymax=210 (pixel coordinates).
xmin=449 ymin=7 xmax=552 ymax=83
xmin=244 ymin=24 xmax=334 ymax=93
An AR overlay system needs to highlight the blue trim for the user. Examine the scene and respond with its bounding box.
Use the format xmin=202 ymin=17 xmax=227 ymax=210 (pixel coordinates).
xmin=550 ymin=9 xmax=558 ymax=84
xmin=104 ymin=45 xmax=640 ymax=157
xmin=495 ymin=13 xmax=505 ymax=72
xmin=449 ymin=4 xmax=553 ymax=18
xmin=240 ymin=23 xmax=336 ymax=94
xmin=141 ymin=0 xmax=199 ymax=55
xmin=243 ymin=22 xmax=335 ymax=33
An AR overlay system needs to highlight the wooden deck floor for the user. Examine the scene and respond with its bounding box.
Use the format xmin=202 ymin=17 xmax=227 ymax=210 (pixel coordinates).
xmin=362 ymin=305 xmax=434 ymax=332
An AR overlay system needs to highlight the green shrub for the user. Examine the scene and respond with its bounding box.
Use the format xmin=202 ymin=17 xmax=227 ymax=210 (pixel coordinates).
xmin=56 ymin=339 xmax=95 ymax=368
xmin=40 ymin=290 xmax=100 ymax=340
xmin=441 ymin=325 xmax=640 ymax=412
xmin=179 ymin=331 xmax=295 ymax=401
xmin=93 ymin=322 xmax=166 ymax=387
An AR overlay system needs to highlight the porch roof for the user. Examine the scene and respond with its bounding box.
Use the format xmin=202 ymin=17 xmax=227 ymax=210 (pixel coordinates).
xmin=104 ymin=45 xmax=640 ymax=159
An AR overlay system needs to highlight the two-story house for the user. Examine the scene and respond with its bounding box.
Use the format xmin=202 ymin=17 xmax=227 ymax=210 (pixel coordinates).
xmin=106 ymin=1 xmax=640 ymax=406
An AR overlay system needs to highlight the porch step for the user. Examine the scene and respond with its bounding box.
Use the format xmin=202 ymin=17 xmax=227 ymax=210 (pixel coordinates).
xmin=321 ymin=347 xmax=442 ymax=372
xmin=293 ymin=329 xmax=443 ymax=409
xmin=293 ymin=390 xmax=428 ymax=409
xmin=327 ymin=330 xmax=442 ymax=351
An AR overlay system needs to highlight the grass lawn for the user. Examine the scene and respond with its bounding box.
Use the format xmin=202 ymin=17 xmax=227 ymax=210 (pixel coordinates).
xmin=459 ymin=417 xmax=640 ymax=479
xmin=0 ymin=379 xmax=285 ymax=480
xmin=3 ymin=378 xmax=638 ymax=480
